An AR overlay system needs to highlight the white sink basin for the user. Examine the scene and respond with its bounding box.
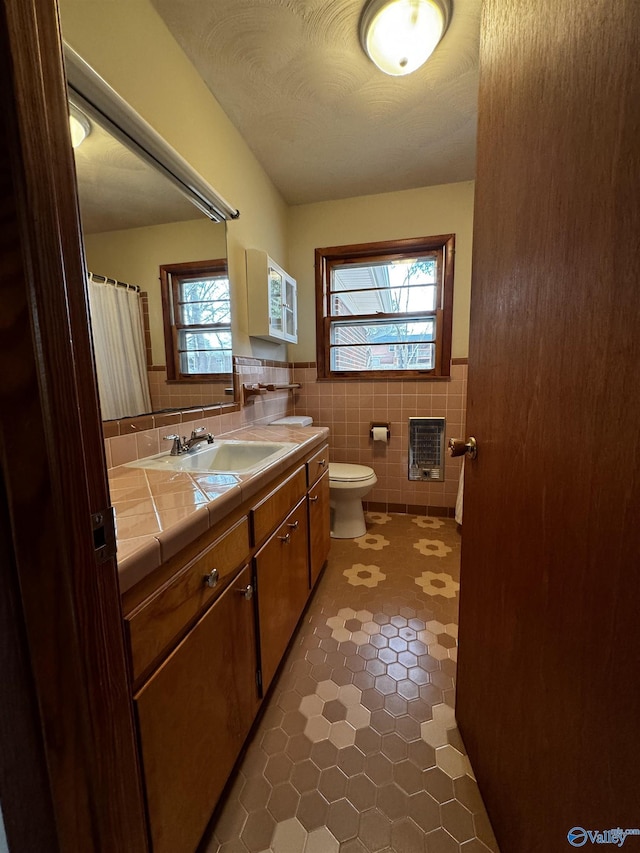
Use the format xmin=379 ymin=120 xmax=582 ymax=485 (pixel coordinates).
xmin=126 ymin=440 xmax=297 ymax=476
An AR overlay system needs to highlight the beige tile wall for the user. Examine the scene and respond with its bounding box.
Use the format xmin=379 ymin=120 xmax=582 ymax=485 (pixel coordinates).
xmin=147 ymin=368 xmax=234 ymax=410
xmin=291 ymin=363 xmax=468 ymax=513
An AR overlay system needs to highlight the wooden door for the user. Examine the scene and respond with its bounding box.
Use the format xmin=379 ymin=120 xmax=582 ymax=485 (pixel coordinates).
xmin=0 ymin=1 xmax=147 ymax=850
xmin=308 ymin=469 xmax=330 ymax=588
xmin=255 ymin=499 xmax=310 ymax=691
xmin=136 ymin=565 xmax=259 ymax=853
xmin=455 ymin=1 xmax=640 ymax=850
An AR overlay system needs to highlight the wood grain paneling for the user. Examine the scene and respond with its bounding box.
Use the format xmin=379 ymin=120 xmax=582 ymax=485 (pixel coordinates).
xmin=0 ymin=476 xmax=59 ymax=851
xmin=136 ymin=564 xmax=259 ymax=853
xmin=456 ymin=1 xmax=640 ymax=850
xmin=0 ymin=1 xmax=147 ymax=849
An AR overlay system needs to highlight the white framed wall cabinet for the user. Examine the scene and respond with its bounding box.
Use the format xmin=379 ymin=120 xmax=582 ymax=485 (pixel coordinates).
xmin=246 ymin=249 xmax=298 ymax=343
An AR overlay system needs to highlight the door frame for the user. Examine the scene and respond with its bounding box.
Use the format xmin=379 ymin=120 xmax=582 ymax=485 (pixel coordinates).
xmin=0 ymin=1 xmax=147 ymax=850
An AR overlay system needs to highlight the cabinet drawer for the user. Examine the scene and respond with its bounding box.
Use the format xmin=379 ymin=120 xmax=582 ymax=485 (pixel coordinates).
xmin=251 ymin=464 xmax=306 ymax=545
xmin=306 ymin=443 xmax=329 ymax=487
xmin=126 ymin=516 xmax=250 ymax=683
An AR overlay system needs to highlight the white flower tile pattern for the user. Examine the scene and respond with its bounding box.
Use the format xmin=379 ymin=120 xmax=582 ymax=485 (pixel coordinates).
xmin=413 ymin=538 xmax=453 ymax=557
xmin=415 ymin=570 xmax=461 ymax=598
xmin=412 ymin=516 xmax=446 ymax=529
xmin=355 ymin=532 xmax=390 ymax=550
xmin=325 ymin=609 xmax=381 ymax=646
xmin=203 ymin=513 xmax=499 ymax=853
xmin=343 ymin=563 xmax=386 ymax=588
xmin=299 ymin=680 xmax=371 ymax=748
xmin=365 ymin=511 xmax=392 ymax=525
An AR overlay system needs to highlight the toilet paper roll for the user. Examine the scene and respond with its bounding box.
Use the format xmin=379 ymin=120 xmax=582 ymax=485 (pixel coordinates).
xmin=372 ymin=426 xmax=388 ymax=443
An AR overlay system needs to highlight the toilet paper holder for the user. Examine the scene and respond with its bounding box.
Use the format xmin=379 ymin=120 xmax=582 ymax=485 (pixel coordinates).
xmin=370 ymin=422 xmax=391 ymax=441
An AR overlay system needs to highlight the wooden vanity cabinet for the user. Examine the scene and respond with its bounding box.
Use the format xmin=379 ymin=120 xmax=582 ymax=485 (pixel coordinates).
xmin=123 ymin=440 xmax=331 ymax=853
xmin=135 ymin=564 xmax=258 ymax=853
xmin=254 ymin=497 xmax=309 ymax=693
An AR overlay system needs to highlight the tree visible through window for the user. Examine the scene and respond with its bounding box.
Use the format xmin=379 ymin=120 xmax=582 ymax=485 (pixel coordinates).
xmin=315 ymin=235 xmax=454 ymax=379
xmin=160 ymin=259 xmax=232 ymax=380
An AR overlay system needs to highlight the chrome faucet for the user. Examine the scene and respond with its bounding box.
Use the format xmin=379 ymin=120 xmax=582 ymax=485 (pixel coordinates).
xmin=163 ymin=427 xmax=214 ymax=456
xmin=185 ymin=427 xmax=214 ymax=451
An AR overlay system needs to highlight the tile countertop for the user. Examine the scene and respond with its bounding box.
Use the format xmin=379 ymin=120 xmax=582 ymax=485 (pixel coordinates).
xmin=109 ymin=425 xmax=329 ymax=594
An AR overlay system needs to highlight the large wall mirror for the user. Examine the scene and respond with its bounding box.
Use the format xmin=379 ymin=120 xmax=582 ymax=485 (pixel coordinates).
xmin=64 ymin=45 xmax=241 ymax=424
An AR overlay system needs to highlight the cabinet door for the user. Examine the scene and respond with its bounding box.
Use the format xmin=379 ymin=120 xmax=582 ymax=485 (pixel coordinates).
xmin=255 ymin=498 xmax=309 ymax=692
xmin=308 ymin=469 xmax=330 ymax=589
xmin=267 ymin=263 xmax=284 ymax=338
xmin=283 ymin=274 xmax=297 ymax=342
xmin=135 ymin=565 xmax=258 ymax=853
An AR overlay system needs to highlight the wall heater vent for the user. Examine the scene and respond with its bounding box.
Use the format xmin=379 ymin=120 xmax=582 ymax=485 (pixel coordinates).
xmin=408 ymin=417 xmax=446 ymax=482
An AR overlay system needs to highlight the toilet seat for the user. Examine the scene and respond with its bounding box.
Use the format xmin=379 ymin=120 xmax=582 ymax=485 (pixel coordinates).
xmin=329 ymin=463 xmax=375 ymax=483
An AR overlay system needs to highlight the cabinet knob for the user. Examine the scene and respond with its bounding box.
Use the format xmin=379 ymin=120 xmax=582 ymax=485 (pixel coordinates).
xmin=278 ymin=533 xmax=291 ymax=544
xmin=237 ymin=583 xmax=253 ymax=601
xmin=309 ymin=495 xmax=319 ymax=503
xmin=287 ymin=520 xmax=299 ymax=530
xmin=318 ymin=459 xmax=326 ymax=467
xmin=203 ymin=568 xmax=219 ymax=589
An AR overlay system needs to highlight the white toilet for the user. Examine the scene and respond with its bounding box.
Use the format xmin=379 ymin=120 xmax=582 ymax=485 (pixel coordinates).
xmin=327 ymin=462 xmax=377 ymax=539
xmin=270 ymin=416 xmax=377 ymax=539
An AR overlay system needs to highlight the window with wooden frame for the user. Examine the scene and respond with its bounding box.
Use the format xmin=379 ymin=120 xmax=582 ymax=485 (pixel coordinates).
xmin=160 ymin=259 xmax=232 ymax=380
xmin=315 ymin=234 xmax=455 ymax=380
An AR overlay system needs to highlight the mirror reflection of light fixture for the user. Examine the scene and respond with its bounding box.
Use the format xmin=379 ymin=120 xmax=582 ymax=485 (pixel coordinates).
xmin=69 ymin=104 xmax=92 ymax=148
xmin=359 ymin=0 xmax=451 ymax=77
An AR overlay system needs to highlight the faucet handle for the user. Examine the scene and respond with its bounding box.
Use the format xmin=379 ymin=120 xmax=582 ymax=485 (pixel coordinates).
xmin=190 ymin=426 xmax=214 ymax=444
xmin=163 ymin=434 xmax=185 ymax=456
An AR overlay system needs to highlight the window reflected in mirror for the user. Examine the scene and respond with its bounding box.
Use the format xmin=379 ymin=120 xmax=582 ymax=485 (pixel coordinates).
xmin=160 ymin=260 xmax=232 ymax=380
xmin=70 ymin=103 xmax=237 ymax=419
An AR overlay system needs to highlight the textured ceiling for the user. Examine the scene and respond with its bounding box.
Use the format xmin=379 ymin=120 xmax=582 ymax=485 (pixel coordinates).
xmin=151 ymin=0 xmax=481 ymax=205
xmin=73 ymin=118 xmax=202 ymax=234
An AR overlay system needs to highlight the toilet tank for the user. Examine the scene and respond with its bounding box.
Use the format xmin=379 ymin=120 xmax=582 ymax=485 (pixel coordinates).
xmin=270 ymin=416 xmax=313 ymax=426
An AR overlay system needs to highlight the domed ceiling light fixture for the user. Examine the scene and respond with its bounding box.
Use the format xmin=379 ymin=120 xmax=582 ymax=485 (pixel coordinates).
xmin=69 ymin=104 xmax=92 ymax=148
xmin=359 ymin=0 xmax=451 ymax=77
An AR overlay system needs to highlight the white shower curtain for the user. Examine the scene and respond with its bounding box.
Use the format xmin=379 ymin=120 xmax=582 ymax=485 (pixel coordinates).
xmin=87 ymin=276 xmax=152 ymax=421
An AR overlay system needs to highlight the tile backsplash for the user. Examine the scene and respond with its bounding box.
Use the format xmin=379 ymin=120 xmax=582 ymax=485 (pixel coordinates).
xmin=105 ymin=357 xmax=467 ymax=514
xmin=104 ymin=358 xmax=293 ymax=470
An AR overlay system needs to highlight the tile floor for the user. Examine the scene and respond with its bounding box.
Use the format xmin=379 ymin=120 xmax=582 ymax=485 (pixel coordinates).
xmin=201 ymin=513 xmax=499 ymax=853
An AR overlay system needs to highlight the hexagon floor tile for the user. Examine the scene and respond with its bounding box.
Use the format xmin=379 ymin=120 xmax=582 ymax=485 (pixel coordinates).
xmin=201 ymin=514 xmax=500 ymax=853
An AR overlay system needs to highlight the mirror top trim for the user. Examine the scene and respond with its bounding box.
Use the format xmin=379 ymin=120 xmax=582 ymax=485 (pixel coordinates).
xmin=103 ymin=402 xmax=240 ymax=438
xmin=63 ymin=43 xmax=240 ymax=223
